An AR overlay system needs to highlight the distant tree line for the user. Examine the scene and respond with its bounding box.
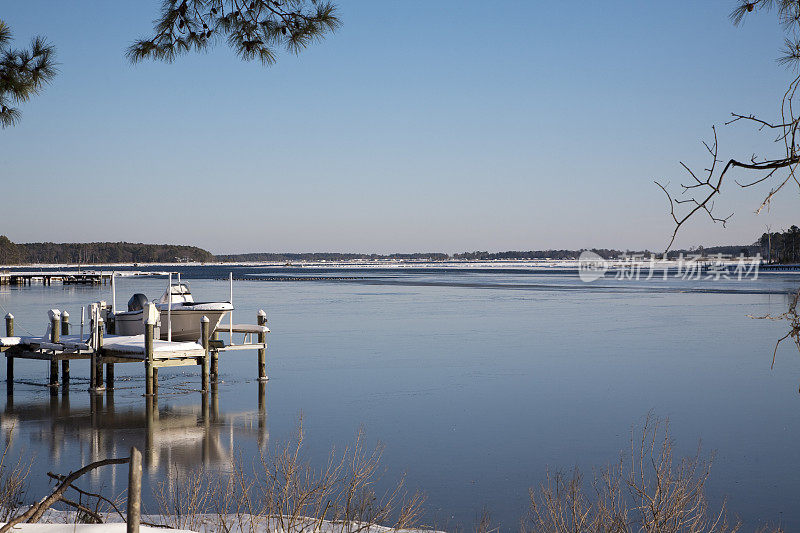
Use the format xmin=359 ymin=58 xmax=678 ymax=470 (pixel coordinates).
xmin=214 ymin=252 xmax=450 ymax=262
xmin=218 ymin=245 xmax=763 ymax=263
xmin=759 ymin=226 xmax=800 ymax=264
xmin=0 ymin=234 xmax=777 ymax=266
xmin=0 ymin=236 xmax=214 ymax=265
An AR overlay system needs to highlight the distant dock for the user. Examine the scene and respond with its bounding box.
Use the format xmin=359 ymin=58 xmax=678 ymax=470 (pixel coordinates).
xmin=0 ymin=270 xmax=114 ymax=286
xmin=759 ymin=263 xmax=800 ymax=271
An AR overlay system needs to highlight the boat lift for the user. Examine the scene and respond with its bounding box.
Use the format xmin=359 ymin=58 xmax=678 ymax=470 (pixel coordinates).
xmin=0 ymin=273 xmax=270 ymax=396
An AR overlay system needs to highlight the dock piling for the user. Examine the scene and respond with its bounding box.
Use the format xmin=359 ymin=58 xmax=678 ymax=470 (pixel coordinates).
xmin=127 ymin=446 xmax=142 ymax=533
xmin=144 ymin=321 xmax=155 ymax=396
xmin=5 ymin=314 xmax=14 ymax=388
xmin=90 ymin=318 xmax=105 ymax=393
xmin=201 ymin=316 xmax=210 ymax=392
xmin=106 ymin=363 xmax=114 ymax=389
xmin=61 ymin=311 xmax=70 ymax=336
xmin=257 ymin=310 xmax=268 ymax=382
xmin=61 ymin=312 xmax=70 ymax=386
xmin=211 ymin=330 xmax=219 ymax=381
xmin=48 ymin=310 xmax=60 ymax=389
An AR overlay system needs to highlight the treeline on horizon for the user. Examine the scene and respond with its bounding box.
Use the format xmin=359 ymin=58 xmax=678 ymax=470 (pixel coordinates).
xmin=0 ymin=234 xmax=790 ymax=266
xmin=759 ymin=225 xmax=800 ymax=263
xmin=215 ymin=244 xmax=763 ymax=262
xmin=0 ymin=236 xmax=214 ymax=265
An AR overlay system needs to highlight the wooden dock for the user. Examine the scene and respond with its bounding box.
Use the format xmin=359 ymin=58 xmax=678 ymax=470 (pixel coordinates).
xmin=0 ymin=307 xmax=269 ymax=397
xmin=0 ymin=271 xmax=114 ymax=286
xmin=760 ymin=263 xmax=800 ymax=271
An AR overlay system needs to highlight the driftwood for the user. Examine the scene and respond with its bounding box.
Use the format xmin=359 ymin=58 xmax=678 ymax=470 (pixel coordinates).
xmin=58 ymin=497 xmax=103 ymax=524
xmin=46 ymin=472 xmax=127 ymax=522
xmin=0 ymin=456 xmax=130 ymax=533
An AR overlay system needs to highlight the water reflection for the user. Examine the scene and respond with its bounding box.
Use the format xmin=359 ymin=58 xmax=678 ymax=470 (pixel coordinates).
xmin=1 ymin=383 xmax=268 ymax=480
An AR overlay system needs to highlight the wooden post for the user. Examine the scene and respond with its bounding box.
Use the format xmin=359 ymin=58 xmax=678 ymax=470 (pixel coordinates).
xmin=49 ymin=310 xmax=60 ymax=389
xmin=211 ymin=330 xmax=219 ymax=381
xmin=90 ymin=307 xmax=97 ymax=391
xmin=145 ymin=321 xmax=154 ymax=396
xmin=201 ymin=316 xmax=210 ymax=392
xmin=127 ymin=446 xmax=142 ymax=533
xmin=145 ymin=395 xmax=155 ymax=467
xmin=5 ymin=314 xmax=14 ymax=388
xmin=257 ymin=380 xmax=267 ymax=449
xmin=257 ymin=310 xmax=268 ymax=381
xmin=201 ymin=391 xmax=210 ymax=464
xmin=106 ymin=362 xmax=114 ymax=389
xmin=211 ymin=384 xmax=219 ymax=420
xmin=258 ymin=380 xmax=267 ymax=413
xmin=61 ymin=312 xmax=70 ymax=386
xmin=91 ymin=319 xmax=104 ymax=392
xmin=61 ymin=311 xmax=70 ymax=336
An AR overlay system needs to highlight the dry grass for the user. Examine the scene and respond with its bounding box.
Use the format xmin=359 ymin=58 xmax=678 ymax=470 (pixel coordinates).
xmin=0 ymin=427 xmax=30 ymax=521
xmin=145 ymin=415 xmax=796 ymax=533
xmin=522 ymin=415 xmax=740 ymax=533
xmin=152 ymin=466 xmax=216 ymax=531
xmin=150 ymin=420 xmax=426 ymax=533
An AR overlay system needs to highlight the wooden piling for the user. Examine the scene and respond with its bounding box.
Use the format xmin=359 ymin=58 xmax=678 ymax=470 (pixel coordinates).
xmin=91 ymin=319 xmax=104 ymax=392
xmin=60 ymin=311 xmax=70 ymax=336
xmin=144 ymin=396 xmax=155 ymax=467
xmin=106 ymin=362 xmax=114 ymax=389
xmin=49 ymin=311 xmax=60 ymax=388
xmin=5 ymin=314 xmax=13 ymax=388
xmin=127 ymin=446 xmax=142 ymax=533
xmin=61 ymin=312 xmax=70 ymax=386
xmin=257 ymin=310 xmax=268 ymax=382
xmin=201 ymin=316 xmax=210 ymax=392
xmin=211 ymin=330 xmax=219 ymax=381
xmin=144 ymin=321 xmax=154 ymax=396
xmin=90 ymin=308 xmax=97 ymax=390
xmin=258 ymin=381 xmax=267 ymax=448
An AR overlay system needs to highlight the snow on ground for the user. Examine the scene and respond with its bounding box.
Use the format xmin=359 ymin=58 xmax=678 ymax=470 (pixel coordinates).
xmin=2 ymin=510 xmax=442 ymax=533
xmin=0 ymin=524 xmax=193 ymax=533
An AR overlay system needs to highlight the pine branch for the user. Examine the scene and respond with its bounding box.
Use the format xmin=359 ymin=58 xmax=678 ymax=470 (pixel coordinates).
xmin=128 ymin=0 xmax=340 ymax=66
xmin=0 ymin=19 xmax=57 ymax=128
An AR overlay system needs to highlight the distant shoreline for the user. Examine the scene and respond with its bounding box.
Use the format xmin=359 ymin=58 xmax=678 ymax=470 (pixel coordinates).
xmin=0 ymin=257 xmax=777 ymax=270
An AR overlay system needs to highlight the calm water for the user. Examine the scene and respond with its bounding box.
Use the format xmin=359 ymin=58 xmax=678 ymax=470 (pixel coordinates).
xmin=1 ymin=265 xmax=800 ymax=530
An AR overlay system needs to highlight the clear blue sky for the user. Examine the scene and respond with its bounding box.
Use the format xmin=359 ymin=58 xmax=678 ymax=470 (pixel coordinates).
xmin=1 ymin=1 xmax=797 ymax=254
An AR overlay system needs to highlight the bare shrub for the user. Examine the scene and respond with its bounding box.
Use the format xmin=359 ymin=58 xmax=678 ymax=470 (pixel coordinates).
xmin=474 ymin=506 xmax=496 ymax=533
xmin=151 ymin=466 xmax=216 ymax=532
xmin=0 ymin=428 xmax=30 ymax=521
xmin=748 ymin=289 xmax=800 ymax=364
xmin=524 ymin=415 xmax=739 ymax=533
xmin=149 ymin=420 xmax=426 ymax=533
xmin=250 ymin=421 xmax=425 ymax=532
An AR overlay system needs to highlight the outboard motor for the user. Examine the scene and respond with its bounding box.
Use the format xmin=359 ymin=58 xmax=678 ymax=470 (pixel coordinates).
xmin=128 ymin=293 xmax=148 ymax=312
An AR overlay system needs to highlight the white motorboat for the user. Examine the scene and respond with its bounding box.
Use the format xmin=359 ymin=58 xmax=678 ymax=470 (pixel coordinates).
xmin=113 ymin=282 xmax=233 ymax=341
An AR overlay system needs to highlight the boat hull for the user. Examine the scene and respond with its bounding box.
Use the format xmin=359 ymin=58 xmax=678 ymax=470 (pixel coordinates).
xmin=114 ymin=305 xmax=231 ymax=341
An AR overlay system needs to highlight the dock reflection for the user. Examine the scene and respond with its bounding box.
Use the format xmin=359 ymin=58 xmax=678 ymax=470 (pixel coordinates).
xmin=1 ymin=383 xmax=269 ymax=476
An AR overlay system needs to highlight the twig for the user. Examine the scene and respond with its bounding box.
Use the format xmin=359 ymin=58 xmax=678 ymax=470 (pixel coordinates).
xmin=0 ymin=457 xmax=129 ymax=532
xmin=58 ymin=497 xmax=103 ymax=524
xmin=46 ymin=472 xmax=127 ymax=522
